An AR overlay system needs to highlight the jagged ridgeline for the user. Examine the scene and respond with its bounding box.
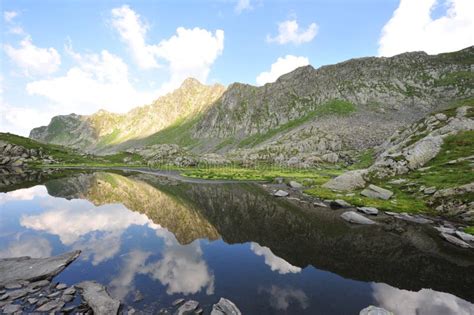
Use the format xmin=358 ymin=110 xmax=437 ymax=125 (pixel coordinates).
xmin=30 ymin=47 xmax=473 ymax=160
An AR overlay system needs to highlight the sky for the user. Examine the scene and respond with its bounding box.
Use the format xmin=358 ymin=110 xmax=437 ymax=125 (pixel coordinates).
xmin=1 ymin=0 xmax=473 ymax=136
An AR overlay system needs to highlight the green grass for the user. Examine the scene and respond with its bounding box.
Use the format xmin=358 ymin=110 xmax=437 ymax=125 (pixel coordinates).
xmin=181 ymin=165 xmax=343 ymax=183
xmin=348 ymin=149 xmax=375 ymax=170
xmin=464 ymin=226 xmax=474 ymax=235
xmin=238 ymin=99 xmax=356 ymax=148
xmin=145 ymin=116 xmax=201 ymax=148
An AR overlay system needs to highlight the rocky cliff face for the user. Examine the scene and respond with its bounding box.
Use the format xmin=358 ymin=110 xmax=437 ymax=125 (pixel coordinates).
xmin=30 ymin=47 xmax=473 ymax=160
xmin=30 ymin=78 xmax=226 ymax=152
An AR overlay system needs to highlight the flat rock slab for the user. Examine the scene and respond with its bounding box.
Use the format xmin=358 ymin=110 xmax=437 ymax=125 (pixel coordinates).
xmin=76 ymin=281 xmax=120 ymax=315
xmin=392 ymin=213 xmax=433 ymax=224
xmin=330 ymin=199 xmax=352 ymax=208
xmin=357 ymin=207 xmax=379 ymax=215
xmin=0 ymin=251 xmax=80 ymax=286
xmin=440 ymin=233 xmax=472 ymax=249
xmin=36 ymin=299 xmax=65 ymax=312
xmin=341 ymin=211 xmax=376 ymax=225
xmin=455 ymin=231 xmax=474 ymax=243
xmin=361 ymin=185 xmax=393 ymax=200
xmin=274 ymin=190 xmax=289 ymax=197
xmin=174 ymin=300 xmax=199 ymax=315
xmin=211 ymin=298 xmax=242 ymax=315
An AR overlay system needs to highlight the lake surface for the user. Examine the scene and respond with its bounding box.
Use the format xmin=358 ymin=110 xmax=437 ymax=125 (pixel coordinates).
xmin=1 ymin=171 xmax=473 ymax=314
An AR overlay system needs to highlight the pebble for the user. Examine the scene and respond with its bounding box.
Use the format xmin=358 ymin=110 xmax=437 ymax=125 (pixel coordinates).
xmin=56 ymin=283 xmax=68 ymax=290
xmin=48 ymin=291 xmax=62 ymax=298
xmin=63 ymin=287 xmax=76 ymax=295
xmin=27 ymin=298 xmax=38 ymax=304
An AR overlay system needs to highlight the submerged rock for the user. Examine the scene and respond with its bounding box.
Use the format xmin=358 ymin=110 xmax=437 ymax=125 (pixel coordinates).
xmin=0 ymin=250 xmax=80 ymax=286
xmin=440 ymin=233 xmax=472 ymax=249
xmin=76 ymin=281 xmax=120 ymax=315
xmin=211 ymin=298 xmax=242 ymax=315
xmin=359 ymin=305 xmax=393 ymax=315
xmin=361 ymin=185 xmax=393 ymax=200
xmin=341 ymin=211 xmax=376 ymax=225
xmin=174 ymin=300 xmax=199 ymax=315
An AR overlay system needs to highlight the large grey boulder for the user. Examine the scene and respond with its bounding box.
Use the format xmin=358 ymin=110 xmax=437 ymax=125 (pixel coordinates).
xmin=211 ymin=298 xmax=241 ymax=315
xmin=323 ymin=169 xmax=367 ymax=191
xmin=76 ymin=281 xmax=120 ymax=315
xmin=360 ymin=305 xmax=393 ymax=315
xmin=361 ymin=185 xmax=393 ymax=200
xmin=341 ymin=211 xmax=376 ymax=225
xmin=0 ymin=251 xmax=80 ymax=286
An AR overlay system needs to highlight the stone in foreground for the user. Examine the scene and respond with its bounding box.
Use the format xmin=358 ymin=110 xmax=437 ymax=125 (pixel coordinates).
xmin=455 ymin=231 xmax=474 ymax=243
xmin=174 ymin=300 xmax=199 ymax=315
xmin=211 ymin=298 xmax=242 ymax=315
xmin=76 ymin=281 xmax=120 ymax=315
xmin=289 ymin=181 xmax=303 ymax=189
xmin=330 ymin=199 xmax=352 ymax=208
xmin=274 ymin=190 xmax=289 ymax=197
xmin=0 ymin=250 xmax=80 ymax=286
xmin=361 ymin=185 xmax=393 ymax=200
xmin=357 ymin=207 xmax=379 ymax=215
xmin=323 ymin=170 xmax=367 ymax=191
xmin=440 ymin=233 xmax=472 ymax=249
xmin=341 ymin=211 xmax=376 ymax=225
xmin=360 ymin=305 xmax=393 ymax=315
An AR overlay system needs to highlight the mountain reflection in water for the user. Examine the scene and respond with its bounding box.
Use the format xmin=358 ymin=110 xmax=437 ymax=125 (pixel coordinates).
xmin=0 ymin=171 xmax=473 ymax=315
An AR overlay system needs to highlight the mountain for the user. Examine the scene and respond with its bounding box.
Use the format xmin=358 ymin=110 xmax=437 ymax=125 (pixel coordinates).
xmin=30 ymin=47 xmax=474 ymax=165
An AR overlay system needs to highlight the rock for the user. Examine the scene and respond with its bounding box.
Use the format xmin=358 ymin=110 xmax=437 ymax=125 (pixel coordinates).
xmin=76 ymin=281 xmax=120 ymax=315
xmin=56 ymin=283 xmax=67 ymax=290
xmin=360 ymin=305 xmax=393 ymax=315
xmin=62 ymin=305 xmax=77 ymax=313
xmin=330 ymin=199 xmax=352 ymax=208
xmin=434 ymin=226 xmax=456 ymax=234
xmin=423 ymin=187 xmax=437 ymax=194
xmin=36 ymin=299 xmax=65 ymax=312
xmin=195 ymin=308 xmax=203 ymax=315
xmin=322 ymin=152 xmax=339 ymax=163
xmin=0 ymin=251 xmax=81 ymax=286
xmin=28 ymin=298 xmax=38 ymax=304
xmin=392 ymin=213 xmax=433 ymax=224
xmin=357 ymin=207 xmax=379 ymax=215
xmin=4 ymin=283 xmax=22 ymax=290
xmin=323 ymin=169 xmax=367 ymax=191
xmin=435 ymin=113 xmax=447 ymax=121
xmin=48 ymin=291 xmax=61 ymax=298
xmin=133 ymin=290 xmax=144 ymax=303
xmin=2 ymin=304 xmax=21 ymax=314
xmin=388 ymin=178 xmax=407 ymax=184
xmin=440 ymin=233 xmax=472 ymax=249
xmin=361 ymin=185 xmax=393 ymax=200
xmin=313 ymin=201 xmax=328 ymax=208
xmin=62 ymin=294 xmax=74 ymax=303
xmin=433 ymin=182 xmax=474 ymax=198
xmin=455 ymin=231 xmax=474 ymax=243
xmin=288 ymin=181 xmax=303 ymax=189
xmin=172 ymin=298 xmax=185 ymax=306
xmin=174 ymin=300 xmax=199 ymax=315
xmin=0 ymin=294 xmax=8 ymax=301
xmin=29 ymin=279 xmax=50 ymax=289
xmin=274 ymin=190 xmax=289 ymax=197
xmin=341 ymin=211 xmax=377 ymax=225
xmin=36 ymin=297 xmax=48 ymax=306
xmin=210 ymin=298 xmax=241 ymax=315
xmin=63 ymin=286 xmax=76 ymax=295
xmin=7 ymin=289 xmax=27 ymax=300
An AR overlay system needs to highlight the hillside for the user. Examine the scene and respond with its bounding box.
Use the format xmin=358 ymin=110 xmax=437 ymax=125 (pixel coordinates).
xmin=30 ymin=47 xmax=474 ymax=167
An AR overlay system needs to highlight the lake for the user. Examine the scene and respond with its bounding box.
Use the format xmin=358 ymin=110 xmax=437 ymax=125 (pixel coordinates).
xmin=1 ymin=170 xmax=473 ymax=314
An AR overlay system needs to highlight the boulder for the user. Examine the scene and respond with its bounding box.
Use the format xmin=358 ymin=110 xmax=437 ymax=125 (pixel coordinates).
xmin=322 ymin=169 xmax=367 ymax=191
xmin=455 ymin=231 xmax=474 ymax=243
xmin=288 ymin=181 xmax=303 ymax=189
xmin=391 ymin=213 xmax=433 ymax=224
xmin=330 ymin=199 xmax=352 ymax=208
xmin=274 ymin=190 xmax=289 ymax=197
xmin=341 ymin=211 xmax=376 ymax=225
xmin=76 ymin=281 xmax=120 ymax=315
xmin=0 ymin=251 xmax=80 ymax=286
xmin=361 ymin=185 xmax=393 ymax=200
xmin=440 ymin=233 xmax=471 ymax=249
xmin=210 ymin=298 xmax=241 ymax=315
xmin=174 ymin=300 xmax=199 ymax=315
xmin=357 ymin=207 xmax=379 ymax=215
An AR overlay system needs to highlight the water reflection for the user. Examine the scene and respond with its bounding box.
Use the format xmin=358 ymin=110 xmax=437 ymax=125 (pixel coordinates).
xmin=0 ymin=171 xmax=473 ymax=314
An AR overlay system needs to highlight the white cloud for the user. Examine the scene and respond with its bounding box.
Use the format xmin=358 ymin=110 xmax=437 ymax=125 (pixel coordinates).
xmin=4 ymin=11 xmax=18 ymax=23
xmin=256 ymin=55 xmax=309 ymax=85
xmin=4 ymin=36 xmax=61 ymax=76
xmin=0 ymin=236 xmax=52 ymax=259
xmin=235 ymin=0 xmax=252 ymax=14
xmin=372 ymin=282 xmax=474 ymax=315
xmin=155 ymin=27 xmax=224 ymax=93
xmin=0 ymin=186 xmax=48 ymax=205
xmin=25 ymin=48 xmax=155 ymax=114
xmin=111 ymin=5 xmax=224 ymax=94
xmin=111 ymin=5 xmax=161 ymax=70
xmin=267 ymin=19 xmax=318 ymax=45
xmin=0 ymin=102 xmax=52 ymax=136
xmin=379 ymin=0 xmax=474 ymax=56
xmin=250 ymin=242 xmax=301 ymax=274
xmin=259 ymin=285 xmax=309 ymax=311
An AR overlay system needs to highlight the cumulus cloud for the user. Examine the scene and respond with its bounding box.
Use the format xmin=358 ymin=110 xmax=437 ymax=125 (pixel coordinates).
xmin=259 ymin=285 xmax=309 ymax=311
xmin=111 ymin=5 xmax=161 ymax=70
xmin=111 ymin=5 xmax=224 ymax=93
xmin=0 ymin=102 xmax=52 ymax=136
xmin=25 ymin=48 xmax=155 ymax=114
xmin=0 ymin=185 xmax=49 ymax=204
xmin=250 ymin=242 xmax=301 ymax=274
xmin=267 ymin=19 xmax=318 ymax=45
xmin=0 ymin=236 xmax=52 ymax=259
xmin=379 ymin=0 xmax=474 ymax=56
xmin=372 ymin=282 xmax=474 ymax=315
xmin=4 ymin=36 xmax=61 ymax=76
xmin=235 ymin=0 xmax=252 ymax=14
xmin=256 ymin=55 xmax=309 ymax=85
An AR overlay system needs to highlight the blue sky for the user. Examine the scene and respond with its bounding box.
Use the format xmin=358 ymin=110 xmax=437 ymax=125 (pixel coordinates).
xmin=1 ymin=0 xmax=473 ymax=135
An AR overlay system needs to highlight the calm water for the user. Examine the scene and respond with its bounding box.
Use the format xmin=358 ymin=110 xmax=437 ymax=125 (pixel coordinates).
xmin=1 ymin=171 xmax=473 ymax=314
